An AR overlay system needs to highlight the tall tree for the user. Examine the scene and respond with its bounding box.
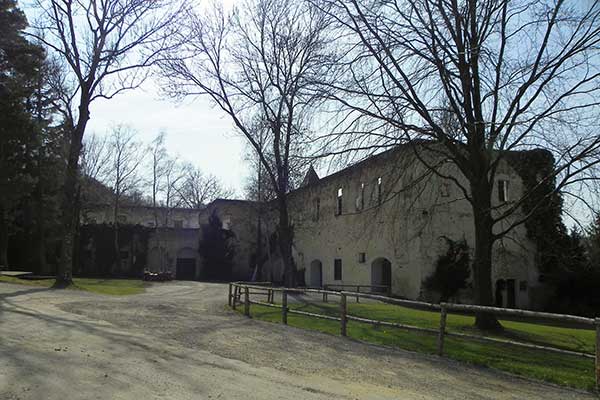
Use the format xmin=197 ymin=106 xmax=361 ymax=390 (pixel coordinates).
xmin=30 ymin=0 xmax=187 ymax=284
xmin=159 ymin=0 xmax=332 ymax=286
xmin=0 ymin=0 xmax=44 ymax=269
xmin=105 ymin=125 xmax=146 ymax=272
xmin=176 ymin=163 xmax=232 ymax=209
xmin=314 ymin=0 xmax=600 ymax=329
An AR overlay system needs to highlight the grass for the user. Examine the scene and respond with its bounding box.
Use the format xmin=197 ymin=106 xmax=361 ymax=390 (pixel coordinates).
xmin=242 ymin=299 xmax=597 ymax=391
xmin=0 ymin=274 xmax=148 ymax=296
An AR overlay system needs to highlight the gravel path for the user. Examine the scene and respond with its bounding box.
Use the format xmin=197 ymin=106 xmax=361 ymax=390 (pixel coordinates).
xmin=0 ymin=281 xmax=594 ymax=400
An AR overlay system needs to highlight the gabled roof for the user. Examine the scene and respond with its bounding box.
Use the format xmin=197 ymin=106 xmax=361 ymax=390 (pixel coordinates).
xmin=301 ymin=165 xmax=320 ymax=187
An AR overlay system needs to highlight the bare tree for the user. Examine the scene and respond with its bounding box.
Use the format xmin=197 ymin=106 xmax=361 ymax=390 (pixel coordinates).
xmin=176 ymin=163 xmax=232 ymax=209
xmin=105 ymin=125 xmax=146 ymax=273
xmin=314 ymin=0 xmax=600 ymax=329
xmin=29 ymin=0 xmax=187 ymax=284
xmin=159 ymin=0 xmax=333 ymax=286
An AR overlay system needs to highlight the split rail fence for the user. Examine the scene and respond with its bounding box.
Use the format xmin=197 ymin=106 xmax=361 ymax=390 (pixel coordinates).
xmin=228 ymin=282 xmax=600 ymax=391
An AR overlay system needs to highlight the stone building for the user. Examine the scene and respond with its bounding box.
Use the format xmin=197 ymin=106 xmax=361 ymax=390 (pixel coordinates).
xmin=258 ymin=145 xmax=545 ymax=310
xmin=83 ymin=144 xmax=548 ymax=309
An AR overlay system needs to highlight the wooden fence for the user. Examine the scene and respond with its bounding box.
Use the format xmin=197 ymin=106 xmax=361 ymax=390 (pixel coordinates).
xmin=228 ymin=282 xmax=600 ymax=391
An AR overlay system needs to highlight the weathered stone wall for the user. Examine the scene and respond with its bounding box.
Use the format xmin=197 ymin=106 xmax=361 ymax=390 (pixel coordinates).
xmin=261 ymin=146 xmax=540 ymax=309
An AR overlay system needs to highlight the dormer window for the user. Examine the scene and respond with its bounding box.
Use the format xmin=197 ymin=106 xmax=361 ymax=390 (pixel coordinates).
xmin=498 ymin=180 xmax=509 ymax=203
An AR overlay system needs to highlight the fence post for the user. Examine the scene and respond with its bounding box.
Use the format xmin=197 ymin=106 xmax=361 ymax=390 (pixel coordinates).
xmin=232 ymin=285 xmax=238 ymax=310
xmin=268 ymin=288 xmax=273 ymax=304
xmin=437 ymin=303 xmax=448 ymax=356
xmin=244 ymin=286 xmax=250 ymax=317
xmin=340 ymin=293 xmax=347 ymax=336
xmin=228 ymin=283 xmax=233 ymax=307
xmin=323 ymin=286 xmax=328 ymax=303
xmin=356 ymin=286 xmax=360 ymax=303
xmin=595 ymin=318 xmax=600 ymax=392
xmin=282 ymin=290 xmax=288 ymax=325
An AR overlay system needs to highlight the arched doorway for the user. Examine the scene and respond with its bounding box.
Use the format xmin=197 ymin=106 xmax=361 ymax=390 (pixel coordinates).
xmin=371 ymin=257 xmax=391 ymax=292
xmin=176 ymin=247 xmax=197 ymax=280
xmin=309 ymin=260 xmax=322 ymax=287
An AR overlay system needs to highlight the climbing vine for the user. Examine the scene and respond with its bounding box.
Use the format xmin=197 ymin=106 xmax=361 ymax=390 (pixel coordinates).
xmin=506 ymin=149 xmax=567 ymax=275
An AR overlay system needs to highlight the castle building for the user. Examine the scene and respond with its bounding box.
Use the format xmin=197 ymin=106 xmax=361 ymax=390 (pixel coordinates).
xmin=83 ymin=145 xmax=548 ymax=309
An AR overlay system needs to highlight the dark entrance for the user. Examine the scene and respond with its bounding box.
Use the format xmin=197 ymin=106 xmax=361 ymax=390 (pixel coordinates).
xmin=506 ymin=279 xmax=516 ymax=308
xmin=176 ymin=258 xmax=196 ymax=280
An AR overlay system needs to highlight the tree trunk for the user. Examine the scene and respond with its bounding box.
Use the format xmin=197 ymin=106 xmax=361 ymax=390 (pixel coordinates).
xmin=113 ymin=195 xmax=120 ymax=276
xmin=471 ymin=179 xmax=503 ymax=331
xmin=276 ymin=194 xmax=296 ymax=287
xmin=58 ymin=104 xmax=90 ymax=285
xmin=0 ymin=205 xmax=8 ymax=269
xmin=35 ymin=181 xmax=47 ymax=274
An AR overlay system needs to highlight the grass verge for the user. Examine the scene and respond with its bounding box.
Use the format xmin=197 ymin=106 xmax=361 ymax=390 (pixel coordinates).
xmin=0 ymin=275 xmax=148 ymax=296
xmin=242 ymin=300 xmax=596 ymax=391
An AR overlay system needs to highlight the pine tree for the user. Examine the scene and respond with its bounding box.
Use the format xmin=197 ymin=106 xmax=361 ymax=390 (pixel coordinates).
xmin=0 ymin=0 xmax=44 ymax=268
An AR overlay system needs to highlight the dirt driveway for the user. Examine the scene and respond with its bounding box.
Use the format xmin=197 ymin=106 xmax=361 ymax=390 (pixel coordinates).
xmin=0 ymin=281 xmax=594 ymax=400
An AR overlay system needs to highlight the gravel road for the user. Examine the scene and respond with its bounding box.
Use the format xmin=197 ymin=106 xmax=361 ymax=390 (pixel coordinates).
xmin=0 ymin=281 xmax=594 ymax=400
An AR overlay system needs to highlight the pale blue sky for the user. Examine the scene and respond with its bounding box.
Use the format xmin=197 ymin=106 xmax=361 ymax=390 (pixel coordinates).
xmin=85 ymin=81 xmax=248 ymax=196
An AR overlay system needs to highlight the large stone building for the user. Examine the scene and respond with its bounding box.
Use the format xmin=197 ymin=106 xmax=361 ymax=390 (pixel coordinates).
xmin=84 ymin=145 xmax=548 ymax=309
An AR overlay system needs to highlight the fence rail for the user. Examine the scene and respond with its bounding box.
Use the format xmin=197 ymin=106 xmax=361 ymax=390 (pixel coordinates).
xmin=228 ymin=282 xmax=600 ymax=391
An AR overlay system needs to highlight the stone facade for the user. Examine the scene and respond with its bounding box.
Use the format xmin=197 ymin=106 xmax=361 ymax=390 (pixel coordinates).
xmin=259 ymin=146 xmax=543 ymax=309
xmin=83 ymin=145 xmax=546 ymax=309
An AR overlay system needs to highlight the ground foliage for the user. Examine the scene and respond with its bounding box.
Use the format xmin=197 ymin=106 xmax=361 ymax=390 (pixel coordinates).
xmin=424 ymin=237 xmax=471 ymax=302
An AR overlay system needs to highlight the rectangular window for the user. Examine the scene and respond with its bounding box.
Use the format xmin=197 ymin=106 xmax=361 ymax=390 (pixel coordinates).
xmin=377 ymin=177 xmax=382 ymax=204
xmin=498 ymin=180 xmax=509 ymax=202
xmin=359 ymin=182 xmax=365 ymax=210
xmin=334 ymin=259 xmax=342 ymax=280
xmin=313 ymin=198 xmax=320 ymax=221
xmin=358 ymin=252 xmax=366 ymax=263
xmin=336 ymin=187 xmax=343 ymax=215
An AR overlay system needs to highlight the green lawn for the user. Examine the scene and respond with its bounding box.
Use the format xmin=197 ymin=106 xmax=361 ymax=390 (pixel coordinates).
xmin=0 ymin=275 xmax=148 ymax=295
xmin=242 ymin=299 xmax=597 ymax=391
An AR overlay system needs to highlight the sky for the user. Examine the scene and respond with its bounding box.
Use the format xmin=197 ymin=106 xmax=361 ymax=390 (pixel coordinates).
xmin=22 ymin=0 xmax=248 ymax=198
xmin=84 ymin=82 xmax=249 ymax=197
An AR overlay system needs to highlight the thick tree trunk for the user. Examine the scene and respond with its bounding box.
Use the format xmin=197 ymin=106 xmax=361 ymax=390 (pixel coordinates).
xmin=471 ymin=179 xmax=502 ymax=331
xmin=35 ymin=183 xmax=47 ymax=274
xmin=276 ymin=195 xmax=296 ymax=287
xmin=0 ymin=205 xmax=8 ymax=269
xmin=58 ymin=102 xmax=90 ymax=285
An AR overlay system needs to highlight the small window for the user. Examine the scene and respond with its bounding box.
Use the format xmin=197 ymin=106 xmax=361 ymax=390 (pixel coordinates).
xmin=334 ymin=259 xmax=342 ymax=280
xmin=498 ymin=180 xmax=509 ymax=202
xmin=377 ymin=177 xmax=382 ymax=204
xmin=336 ymin=187 xmax=343 ymax=215
xmin=358 ymin=182 xmax=365 ymax=210
xmin=313 ymin=198 xmax=320 ymax=221
xmin=174 ymin=220 xmax=183 ymax=228
xmin=358 ymin=252 xmax=366 ymax=263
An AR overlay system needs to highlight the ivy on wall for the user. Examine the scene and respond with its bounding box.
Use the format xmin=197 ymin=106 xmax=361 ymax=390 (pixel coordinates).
xmin=78 ymin=223 xmax=152 ymax=277
xmin=506 ymin=149 xmax=566 ymax=275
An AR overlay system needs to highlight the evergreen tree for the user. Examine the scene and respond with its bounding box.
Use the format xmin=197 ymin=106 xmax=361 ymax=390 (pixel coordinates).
xmin=0 ymin=0 xmax=44 ymax=268
xmin=198 ymin=210 xmax=235 ymax=281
